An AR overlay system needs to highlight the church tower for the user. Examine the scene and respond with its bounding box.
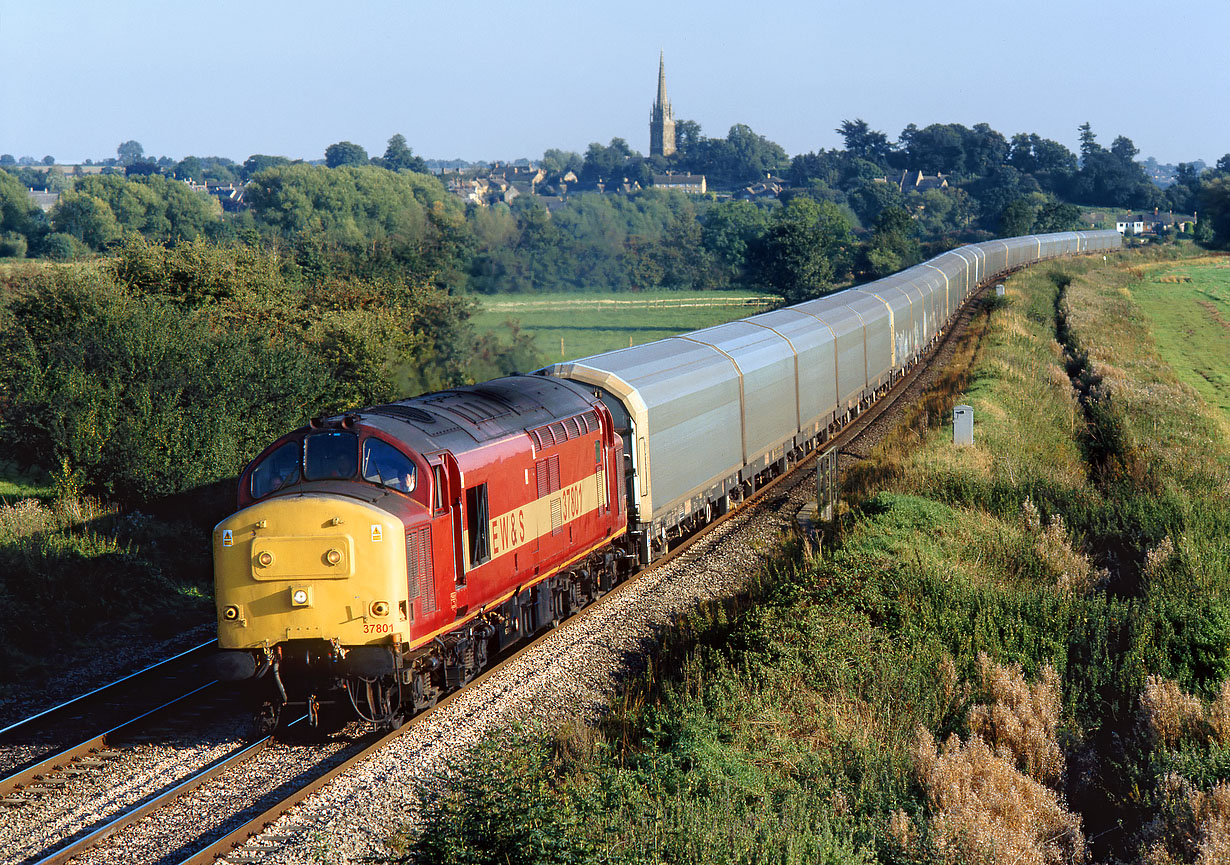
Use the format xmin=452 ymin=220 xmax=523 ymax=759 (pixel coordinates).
xmin=649 ymin=52 xmax=676 ymax=158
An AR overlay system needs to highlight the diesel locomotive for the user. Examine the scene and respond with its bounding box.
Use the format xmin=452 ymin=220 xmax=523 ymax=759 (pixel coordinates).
xmin=211 ymin=230 xmax=1122 ymax=730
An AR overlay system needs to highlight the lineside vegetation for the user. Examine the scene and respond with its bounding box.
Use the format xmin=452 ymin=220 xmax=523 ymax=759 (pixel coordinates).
xmin=393 ymin=248 xmax=1230 ymax=865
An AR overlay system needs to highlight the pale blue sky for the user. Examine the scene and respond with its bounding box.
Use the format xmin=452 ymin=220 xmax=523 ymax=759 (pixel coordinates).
xmin=3 ymin=0 xmax=1226 ymax=166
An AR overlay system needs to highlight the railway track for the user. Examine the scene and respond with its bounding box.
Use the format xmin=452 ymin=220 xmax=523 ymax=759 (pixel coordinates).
xmin=2 ymin=281 xmax=995 ymax=865
xmin=0 ymin=640 xmax=220 ymax=801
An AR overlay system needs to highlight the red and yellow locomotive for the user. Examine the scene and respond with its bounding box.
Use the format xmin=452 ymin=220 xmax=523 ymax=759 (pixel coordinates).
xmin=212 ymin=376 xmax=627 ymax=729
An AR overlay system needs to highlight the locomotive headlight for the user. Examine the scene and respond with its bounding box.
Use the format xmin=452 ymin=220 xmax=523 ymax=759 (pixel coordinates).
xmin=370 ymin=600 xmax=390 ymax=617
xmin=290 ymin=587 xmax=311 ymax=607
xmin=325 ymin=548 xmax=343 ymax=566
xmin=256 ymin=550 xmax=274 ymax=568
xmin=222 ymin=605 xmax=240 ymax=621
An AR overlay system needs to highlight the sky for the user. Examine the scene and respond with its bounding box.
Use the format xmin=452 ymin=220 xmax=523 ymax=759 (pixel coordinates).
xmin=2 ymin=0 xmax=1227 ymax=167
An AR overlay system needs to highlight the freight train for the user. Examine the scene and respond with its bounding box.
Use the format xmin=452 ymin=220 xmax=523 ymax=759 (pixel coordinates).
xmin=211 ymin=230 xmax=1122 ymax=730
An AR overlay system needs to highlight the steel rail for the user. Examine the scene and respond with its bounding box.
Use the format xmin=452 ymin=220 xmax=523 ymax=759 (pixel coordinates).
xmin=24 ymin=716 xmax=308 ymax=865
xmin=0 ymin=682 xmax=219 ymax=800
xmin=0 ymin=638 xmax=219 ymax=738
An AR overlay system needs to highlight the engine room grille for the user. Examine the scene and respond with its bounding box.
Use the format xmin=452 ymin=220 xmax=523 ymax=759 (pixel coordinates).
xmin=528 ymin=411 xmax=598 ymax=451
xmin=536 ymin=454 xmax=560 ymax=499
xmin=406 ymin=527 xmax=436 ymax=613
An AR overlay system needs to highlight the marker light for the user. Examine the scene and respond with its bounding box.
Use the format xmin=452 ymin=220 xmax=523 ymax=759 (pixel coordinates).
xmin=370 ymin=600 xmax=390 ymax=617
xmin=223 ymin=605 xmax=240 ymax=621
xmin=291 ymin=588 xmax=310 ymax=606
xmin=257 ymin=551 xmax=274 ymax=567
xmin=325 ymin=548 xmax=343 ymax=566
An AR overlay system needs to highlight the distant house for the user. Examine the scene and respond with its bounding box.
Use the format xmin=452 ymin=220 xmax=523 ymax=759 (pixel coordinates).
xmin=737 ymin=176 xmax=786 ymax=201
xmin=1115 ymin=216 xmax=1145 ymax=235
xmin=875 ymin=170 xmax=949 ymax=192
xmin=652 ymin=173 xmax=706 ymax=194
xmin=26 ymin=188 xmax=59 ymax=212
xmin=206 ymin=182 xmax=245 ymax=211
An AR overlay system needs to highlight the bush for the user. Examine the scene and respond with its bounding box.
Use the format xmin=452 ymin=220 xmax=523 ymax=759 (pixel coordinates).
xmin=0 ymin=270 xmax=335 ymax=505
xmin=0 ymin=231 xmax=27 ymax=258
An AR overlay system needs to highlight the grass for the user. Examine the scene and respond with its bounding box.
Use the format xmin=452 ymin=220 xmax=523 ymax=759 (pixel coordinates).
xmin=0 ymin=460 xmax=54 ymax=503
xmin=0 ymin=493 xmax=215 ymax=692
xmin=1122 ymin=255 xmax=1230 ymax=426
xmin=469 ymin=289 xmax=780 ymax=366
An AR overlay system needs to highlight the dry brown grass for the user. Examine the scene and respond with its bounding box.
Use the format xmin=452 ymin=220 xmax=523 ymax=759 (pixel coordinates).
xmin=915 ymin=729 xmax=1085 ymax=865
xmin=1019 ymin=498 xmax=1105 ymax=595
xmin=1142 ymin=676 xmax=1209 ymax=748
xmin=0 ymin=496 xmax=113 ymax=542
xmin=1143 ymin=536 xmax=1177 ymax=581
xmin=1190 ymin=784 xmax=1230 ymax=865
xmin=969 ymin=654 xmax=1065 ymax=784
xmin=915 ymin=656 xmax=1083 ymax=864
xmin=1145 ymin=775 xmax=1230 ymax=864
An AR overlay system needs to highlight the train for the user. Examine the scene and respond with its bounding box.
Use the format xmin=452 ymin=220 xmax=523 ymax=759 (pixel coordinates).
xmin=211 ymin=229 xmax=1122 ymax=731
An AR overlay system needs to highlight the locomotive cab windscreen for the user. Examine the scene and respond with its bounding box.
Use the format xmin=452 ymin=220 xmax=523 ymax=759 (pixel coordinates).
xmin=246 ymin=432 xmax=424 ymax=502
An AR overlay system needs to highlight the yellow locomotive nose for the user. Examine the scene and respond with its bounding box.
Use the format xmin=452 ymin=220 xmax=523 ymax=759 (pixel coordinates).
xmin=213 ymin=494 xmax=410 ymax=650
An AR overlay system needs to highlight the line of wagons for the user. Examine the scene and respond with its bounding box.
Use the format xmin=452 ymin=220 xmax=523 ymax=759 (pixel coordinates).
xmin=541 ymin=230 xmax=1122 ymax=562
xmin=211 ymin=229 xmax=1121 ymax=728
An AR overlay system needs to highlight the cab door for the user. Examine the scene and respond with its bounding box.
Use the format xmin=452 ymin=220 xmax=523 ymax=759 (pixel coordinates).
xmin=426 ymin=452 xmax=463 ymax=613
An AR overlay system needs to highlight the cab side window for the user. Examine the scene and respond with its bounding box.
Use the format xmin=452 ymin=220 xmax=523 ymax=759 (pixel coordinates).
xmin=250 ymin=441 xmax=301 ymax=499
xmin=465 ymin=484 xmax=490 ymax=569
xmin=361 ymin=439 xmax=416 ymax=494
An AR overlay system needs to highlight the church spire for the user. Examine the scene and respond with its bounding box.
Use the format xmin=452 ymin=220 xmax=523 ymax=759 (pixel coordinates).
xmin=649 ymin=51 xmax=676 ymax=158
xmin=656 ymin=51 xmax=670 ymax=115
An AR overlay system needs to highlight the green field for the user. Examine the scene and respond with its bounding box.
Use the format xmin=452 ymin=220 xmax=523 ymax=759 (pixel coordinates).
xmin=469 ymin=290 xmax=781 ymax=366
xmin=1129 ymin=256 xmax=1230 ymax=424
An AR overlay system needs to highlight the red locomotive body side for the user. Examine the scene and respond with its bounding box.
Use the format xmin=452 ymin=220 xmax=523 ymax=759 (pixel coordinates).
xmin=404 ymin=403 xmax=625 ymax=650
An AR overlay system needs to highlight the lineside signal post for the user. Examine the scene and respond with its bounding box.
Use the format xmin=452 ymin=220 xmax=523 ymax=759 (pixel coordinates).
xmin=816 ymin=447 xmax=839 ymax=524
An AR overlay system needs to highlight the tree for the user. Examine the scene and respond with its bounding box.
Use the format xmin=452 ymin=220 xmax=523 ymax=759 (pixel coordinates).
xmin=673 ymin=119 xmax=703 ymax=159
xmin=175 ymin=156 xmax=204 ymax=180
xmin=1199 ymin=177 xmax=1230 ymax=247
xmin=117 ymin=140 xmax=145 ymax=166
xmin=1068 ymin=125 xmax=1156 ymax=208
xmin=847 ymin=180 xmax=903 ymax=226
xmin=382 ymin=134 xmax=428 ymax=173
xmin=701 ymin=199 xmax=768 ymax=281
xmin=862 ymin=205 xmax=920 ymax=277
xmin=42 ymin=155 xmax=55 ymax=166
xmin=751 ymin=198 xmax=852 ymax=303
xmin=242 ymin=154 xmax=291 ymax=179
xmin=998 ymin=198 xmax=1037 ymax=237
xmin=837 ymin=119 xmax=892 ymax=166
xmin=581 ymin=138 xmax=637 ymax=182
xmin=1217 ymin=154 xmax=1230 ymax=175
xmin=0 ymin=154 xmax=15 ymax=167
xmin=540 ymin=149 xmax=582 ymax=177
xmin=1110 ymin=135 xmax=1139 ymax=163
xmin=1078 ymin=123 xmax=1099 ymax=161
xmin=1032 ymin=201 xmax=1082 ymax=232
xmin=125 ymin=161 xmax=160 ymax=177
xmin=324 ymin=140 xmax=369 ymax=168
xmin=51 ymin=192 xmax=122 ymax=249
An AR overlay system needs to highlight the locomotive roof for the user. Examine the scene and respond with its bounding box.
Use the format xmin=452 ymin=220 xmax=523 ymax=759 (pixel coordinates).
xmin=341 ymin=375 xmax=598 ymax=455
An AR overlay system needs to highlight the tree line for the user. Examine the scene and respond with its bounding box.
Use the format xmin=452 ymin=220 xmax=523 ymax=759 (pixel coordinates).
xmin=3 ymin=121 xmax=1229 ymax=300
